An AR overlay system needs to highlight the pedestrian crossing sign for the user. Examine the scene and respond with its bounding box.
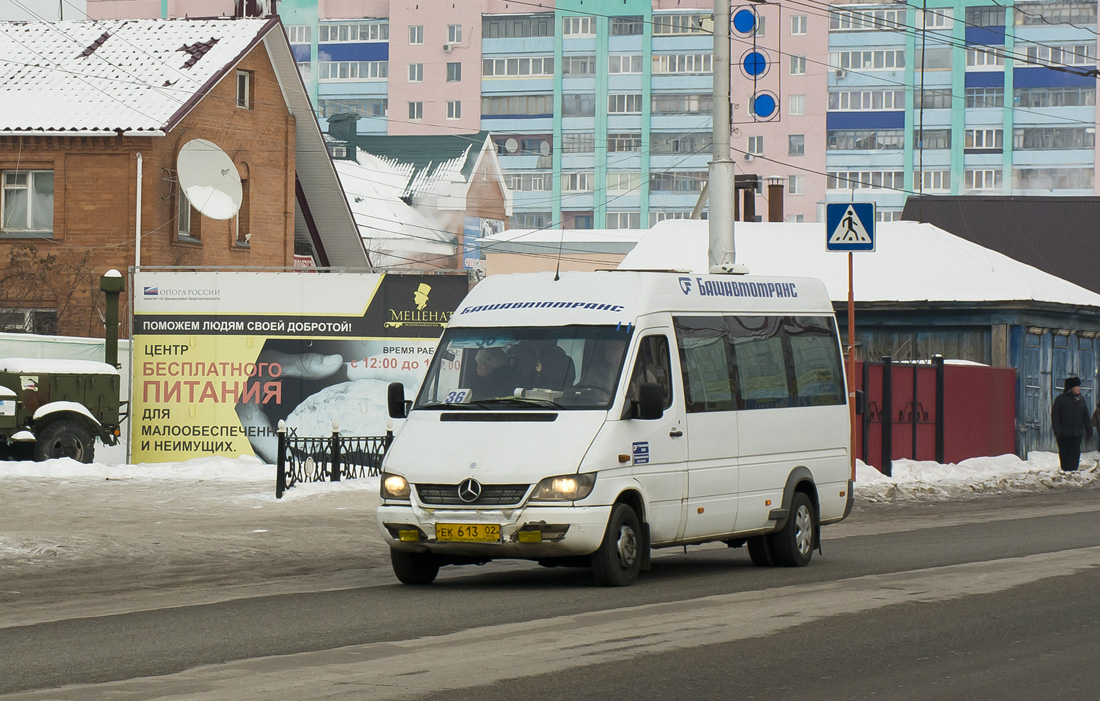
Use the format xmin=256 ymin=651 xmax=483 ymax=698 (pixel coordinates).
xmin=826 ymin=202 xmax=875 ymax=252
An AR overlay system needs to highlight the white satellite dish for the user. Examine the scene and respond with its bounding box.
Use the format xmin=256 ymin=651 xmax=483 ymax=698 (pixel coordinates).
xmin=176 ymin=139 xmax=242 ymax=221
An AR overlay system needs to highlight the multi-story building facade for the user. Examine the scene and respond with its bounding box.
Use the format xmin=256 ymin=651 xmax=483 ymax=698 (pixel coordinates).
xmin=824 ymin=1 xmax=1098 ymax=222
xmin=86 ymin=1 xmax=1100 ymax=227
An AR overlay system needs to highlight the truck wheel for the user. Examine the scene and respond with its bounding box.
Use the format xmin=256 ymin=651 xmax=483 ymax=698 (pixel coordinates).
xmin=591 ymin=503 xmax=643 ymax=587
xmin=390 ymin=548 xmax=440 ymax=585
xmin=769 ymin=492 xmax=815 ymax=567
xmin=35 ymin=420 xmax=95 ymax=464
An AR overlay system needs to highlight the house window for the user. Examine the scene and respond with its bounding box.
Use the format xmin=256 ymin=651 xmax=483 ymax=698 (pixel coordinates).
xmin=236 ymin=70 xmax=252 ymax=109
xmin=789 ymin=94 xmax=805 ymax=115
xmin=791 ymin=15 xmax=807 ymax=35
xmin=1 ymin=170 xmax=54 ymax=236
xmin=610 ymin=16 xmax=644 ymax=36
xmin=447 ymin=24 xmax=462 ymax=44
xmin=788 ymin=174 xmax=804 ymax=195
xmin=235 ymin=176 xmax=250 ymax=246
xmin=408 ymin=102 xmax=423 ymax=120
xmin=177 ymin=191 xmax=201 ymax=241
xmin=747 ymin=135 xmax=764 ymax=155
xmin=0 ymin=308 xmax=57 ymax=334
xmin=408 ymin=63 xmax=423 ymax=82
xmin=287 ymin=25 xmax=311 ymax=44
xmin=447 ymin=100 xmax=461 ymax=119
xmin=790 ymin=55 xmax=806 ymax=75
xmin=447 ymin=62 xmax=461 ymax=82
xmin=409 ymin=25 xmax=423 ymax=45
xmin=789 ymin=134 xmax=805 ymax=156
xmin=608 ymin=94 xmax=643 ymax=114
xmin=563 ymin=16 xmax=595 ymax=36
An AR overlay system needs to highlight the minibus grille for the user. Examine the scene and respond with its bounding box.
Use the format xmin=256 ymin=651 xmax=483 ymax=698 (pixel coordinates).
xmin=416 ymin=483 xmax=530 ymax=506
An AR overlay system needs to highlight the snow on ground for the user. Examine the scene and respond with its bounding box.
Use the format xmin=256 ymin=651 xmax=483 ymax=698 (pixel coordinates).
xmin=0 ymin=449 xmax=1097 ymax=507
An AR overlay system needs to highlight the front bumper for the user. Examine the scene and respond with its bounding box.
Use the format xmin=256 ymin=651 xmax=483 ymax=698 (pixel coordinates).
xmin=378 ymin=502 xmax=612 ymax=559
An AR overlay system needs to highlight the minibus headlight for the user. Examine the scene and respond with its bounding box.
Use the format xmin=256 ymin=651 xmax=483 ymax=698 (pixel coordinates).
xmin=381 ymin=472 xmax=411 ymax=500
xmin=531 ymin=473 xmax=596 ymax=501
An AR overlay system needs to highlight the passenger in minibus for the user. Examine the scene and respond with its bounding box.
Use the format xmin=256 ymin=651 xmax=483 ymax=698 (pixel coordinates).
xmin=474 ymin=348 xmax=518 ymax=398
xmin=519 ymin=340 xmax=576 ymax=390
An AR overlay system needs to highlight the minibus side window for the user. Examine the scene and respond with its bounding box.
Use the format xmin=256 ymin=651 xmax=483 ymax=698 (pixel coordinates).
xmin=784 ymin=317 xmax=845 ymax=406
xmin=626 ymin=335 xmax=672 ymax=409
xmin=673 ymin=316 xmax=738 ymax=412
xmin=731 ymin=316 xmax=793 ymax=410
xmin=674 ymin=315 xmax=843 ymax=412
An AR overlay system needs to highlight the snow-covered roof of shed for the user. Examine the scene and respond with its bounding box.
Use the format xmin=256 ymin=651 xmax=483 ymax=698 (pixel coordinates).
xmin=620 ymin=220 xmax=1100 ymax=308
xmin=0 ymin=18 xmax=276 ymax=134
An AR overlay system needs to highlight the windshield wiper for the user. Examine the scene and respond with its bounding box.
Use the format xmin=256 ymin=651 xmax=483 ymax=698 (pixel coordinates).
xmin=476 ymin=396 xmax=564 ymax=409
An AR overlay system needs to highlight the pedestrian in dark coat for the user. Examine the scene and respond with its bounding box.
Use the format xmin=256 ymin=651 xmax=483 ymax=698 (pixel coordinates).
xmin=1052 ymin=376 xmax=1092 ymax=472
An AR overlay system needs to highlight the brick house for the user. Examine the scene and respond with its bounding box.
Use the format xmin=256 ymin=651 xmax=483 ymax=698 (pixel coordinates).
xmin=0 ymin=17 xmax=368 ymax=338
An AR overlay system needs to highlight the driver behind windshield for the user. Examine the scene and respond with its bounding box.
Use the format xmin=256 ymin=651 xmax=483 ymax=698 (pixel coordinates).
xmin=473 ymin=348 xmax=518 ymax=399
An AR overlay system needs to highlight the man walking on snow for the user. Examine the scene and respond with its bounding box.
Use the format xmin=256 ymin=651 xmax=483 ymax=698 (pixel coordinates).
xmin=1052 ymin=376 xmax=1092 ymax=472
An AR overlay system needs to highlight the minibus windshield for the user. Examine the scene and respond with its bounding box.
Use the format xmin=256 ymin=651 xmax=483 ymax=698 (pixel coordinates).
xmin=415 ymin=326 xmax=633 ymax=410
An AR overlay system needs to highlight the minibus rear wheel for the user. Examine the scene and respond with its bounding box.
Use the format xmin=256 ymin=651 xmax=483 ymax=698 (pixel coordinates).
xmin=769 ymin=492 xmax=815 ymax=567
xmin=390 ymin=548 xmax=440 ymax=585
xmin=591 ymin=503 xmax=642 ymax=586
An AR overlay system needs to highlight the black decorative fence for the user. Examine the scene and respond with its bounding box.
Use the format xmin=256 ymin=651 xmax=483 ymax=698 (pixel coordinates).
xmin=275 ymin=425 xmax=393 ymax=498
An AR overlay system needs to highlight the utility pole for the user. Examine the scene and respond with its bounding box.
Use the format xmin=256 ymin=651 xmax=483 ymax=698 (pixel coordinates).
xmin=708 ymin=0 xmax=748 ymax=274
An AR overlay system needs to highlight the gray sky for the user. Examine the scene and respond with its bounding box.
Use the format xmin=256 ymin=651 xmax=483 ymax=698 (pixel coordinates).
xmin=0 ymin=0 xmax=88 ymax=21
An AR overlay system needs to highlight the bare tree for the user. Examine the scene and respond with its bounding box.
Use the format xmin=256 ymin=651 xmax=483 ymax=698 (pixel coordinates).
xmin=0 ymin=244 xmax=97 ymax=337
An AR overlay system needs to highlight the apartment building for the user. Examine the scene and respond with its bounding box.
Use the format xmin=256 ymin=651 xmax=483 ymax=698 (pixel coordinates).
xmin=85 ymin=1 xmax=1100 ymax=226
xmin=826 ymin=1 xmax=1098 ymax=222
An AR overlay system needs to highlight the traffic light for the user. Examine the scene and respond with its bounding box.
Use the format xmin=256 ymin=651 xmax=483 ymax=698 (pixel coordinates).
xmin=732 ymin=5 xmax=779 ymax=123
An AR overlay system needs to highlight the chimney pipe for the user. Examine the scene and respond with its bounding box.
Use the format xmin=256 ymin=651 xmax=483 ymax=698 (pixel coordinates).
xmin=742 ymin=187 xmax=755 ymax=223
xmin=767 ymin=179 xmax=784 ymax=222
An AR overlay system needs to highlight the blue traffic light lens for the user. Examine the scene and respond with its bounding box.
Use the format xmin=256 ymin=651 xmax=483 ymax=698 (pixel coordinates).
xmin=743 ymin=51 xmax=767 ymax=76
xmin=753 ymin=93 xmax=777 ymax=118
xmin=732 ymin=8 xmax=757 ymax=34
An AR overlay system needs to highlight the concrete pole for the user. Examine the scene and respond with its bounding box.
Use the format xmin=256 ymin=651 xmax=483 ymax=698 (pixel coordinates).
xmin=708 ymin=0 xmax=747 ymax=274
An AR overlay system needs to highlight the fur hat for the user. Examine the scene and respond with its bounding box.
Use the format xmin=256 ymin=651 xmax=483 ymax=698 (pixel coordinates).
xmin=1064 ymin=376 xmax=1082 ymax=391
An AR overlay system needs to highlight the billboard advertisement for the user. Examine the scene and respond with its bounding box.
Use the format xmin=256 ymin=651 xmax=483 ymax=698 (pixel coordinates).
xmin=131 ymin=271 xmax=468 ymax=463
xmin=463 ymin=216 xmax=504 ymax=271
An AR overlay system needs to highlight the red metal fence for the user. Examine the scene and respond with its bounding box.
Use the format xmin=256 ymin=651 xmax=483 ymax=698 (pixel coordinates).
xmin=854 ymin=357 xmax=1016 ymax=475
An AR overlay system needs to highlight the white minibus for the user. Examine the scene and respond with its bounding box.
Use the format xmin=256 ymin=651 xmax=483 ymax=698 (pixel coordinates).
xmin=379 ymin=270 xmax=854 ymax=586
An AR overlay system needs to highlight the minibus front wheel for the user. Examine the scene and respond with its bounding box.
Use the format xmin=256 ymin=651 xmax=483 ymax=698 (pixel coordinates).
xmin=390 ymin=548 xmax=440 ymax=585
xmin=591 ymin=503 xmax=642 ymax=586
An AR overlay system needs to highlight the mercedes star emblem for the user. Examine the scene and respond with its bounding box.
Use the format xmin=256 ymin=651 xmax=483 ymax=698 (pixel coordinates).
xmin=457 ymin=478 xmax=482 ymax=503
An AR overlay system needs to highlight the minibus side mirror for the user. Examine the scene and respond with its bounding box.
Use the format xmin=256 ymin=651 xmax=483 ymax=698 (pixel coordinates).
xmin=388 ymin=382 xmax=409 ymax=419
xmin=854 ymin=389 xmax=865 ymax=416
xmin=636 ymin=382 xmax=664 ymax=420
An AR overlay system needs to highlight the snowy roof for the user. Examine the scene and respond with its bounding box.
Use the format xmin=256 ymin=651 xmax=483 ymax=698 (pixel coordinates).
xmin=0 ymin=17 xmax=369 ymax=267
xmin=619 ymin=220 xmax=1100 ymax=308
xmin=0 ymin=18 xmax=277 ymax=134
xmin=357 ymin=133 xmax=488 ymax=200
xmin=334 ymin=149 xmax=455 ymax=253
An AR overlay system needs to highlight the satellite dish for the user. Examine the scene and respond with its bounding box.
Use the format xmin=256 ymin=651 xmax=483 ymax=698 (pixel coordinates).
xmin=504 ymin=138 xmax=518 ymax=154
xmin=539 ymin=140 xmax=550 ymax=156
xmin=176 ymin=139 xmax=242 ymax=221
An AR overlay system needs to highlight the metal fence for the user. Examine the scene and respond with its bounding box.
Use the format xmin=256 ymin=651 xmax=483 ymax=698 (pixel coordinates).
xmin=275 ymin=425 xmax=392 ymax=498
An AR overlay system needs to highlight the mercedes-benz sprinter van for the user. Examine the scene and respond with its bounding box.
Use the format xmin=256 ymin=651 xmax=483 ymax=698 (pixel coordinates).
xmin=379 ymin=270 xmax=854 ymax=586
